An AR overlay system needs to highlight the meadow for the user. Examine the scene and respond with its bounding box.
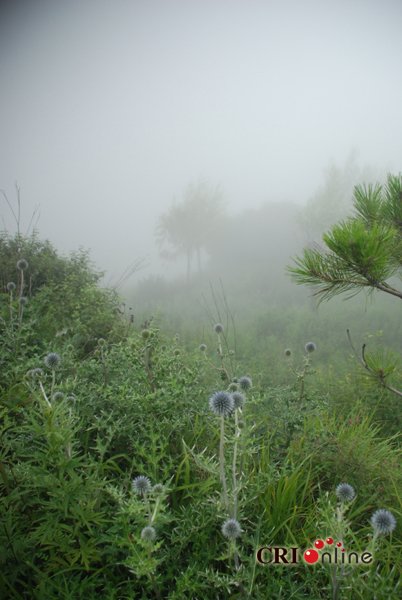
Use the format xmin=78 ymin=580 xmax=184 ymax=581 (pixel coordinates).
xmin=1 ymin=231 xmax=402 ymax=599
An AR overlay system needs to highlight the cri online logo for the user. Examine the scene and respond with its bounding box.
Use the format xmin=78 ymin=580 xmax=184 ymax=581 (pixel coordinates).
xmin=257 ymin=537 xmax=373 ymax=566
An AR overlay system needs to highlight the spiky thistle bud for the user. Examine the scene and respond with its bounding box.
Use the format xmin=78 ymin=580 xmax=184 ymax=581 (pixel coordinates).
xmin=132 ymin=475 xmax=152 ymax=496
xmin=141 ymin=526 xmax=157 ymax=542
xmin=7 ymin=282 xmax=16 ymax=291
xmin=209 ymin=391 xmax=234 ymax=416
xmin=221 ymin=518 xmax=242 ymax=539
xmin=153 ymin=483 xmax=164 ymax=495
xmin=232 ymin=391 xmax=246 ymax=409
xmin=17 ymin=259 xmax=28 ymax=271
xmin=228 ymin=382 xmax=238 ymax=393
xmin=199 ymin=343 xmax=207 ymax=352
xmin=97 ymin=338 xmax=106 ymax=347
xmin=214 ymin=323 xmax=224 ymax=334
xmin=335 ymin=483 xmax=355 ymax=503
xmin=53 ymin=391 xmax=65 ymax=402
xmin=66 ymin=344 xmax=74 ymax=353
xmin=44 ymin=353 xmax=61 ymax=370
xmin=370 ymin=509 xmax=396 ymax=535
xmin=141 ymin=329 xmax=151 ymax=340
xmin=305 ymin=342 xmax=316 ymax=353
xmin=173 ymin=348 xmax=181 ymax=356
xmin=18 ymin=297 xmax=28 ymax=306
xmin=238 ymin=376 xmax=252 ymax=391
xmin=284 ymin=348 xmax=292 ymax=357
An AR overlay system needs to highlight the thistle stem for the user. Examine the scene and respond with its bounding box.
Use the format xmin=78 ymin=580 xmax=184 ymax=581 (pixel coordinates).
xmin=220 ymin=415 xmax=232 ymax=517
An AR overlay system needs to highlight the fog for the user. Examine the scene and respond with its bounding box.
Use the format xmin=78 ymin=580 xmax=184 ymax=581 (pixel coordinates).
xmin=1 ymin=0 xmax=402 ymax=288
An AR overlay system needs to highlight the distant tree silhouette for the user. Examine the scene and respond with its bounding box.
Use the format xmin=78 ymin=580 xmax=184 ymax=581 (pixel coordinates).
xmin=155 ymin=180 xmax=225 ymax=284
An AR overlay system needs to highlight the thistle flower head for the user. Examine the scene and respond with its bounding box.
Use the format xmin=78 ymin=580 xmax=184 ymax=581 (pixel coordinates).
xmin=66 ymin=344 xmax=74 ymax=353
xmin=232 ymin=391 xmax=246 ymax=409
xmin=53 ymin=391 xmax=65 ymax=402
xmin=132 ymin=475 xmax=152 ymax=496
xmin=199 ymin=343 xmax=207 ymax=352
xmin=175 ymin=333 xmax=180 ymax=340
xmin=209 ymin=391 xmax=234 ymax=416
xmin=18 ymin=296 xmax=28 ymax=306
xmin=141 ymin=329 xmax=151 ymax=340
xmin=284 ymin=348 xmax=292 ymax=357
xmin=160 ymin=345 xmax=167 ymax=351
xmin=238 ymin=376 xmax=252 ymax=391
xmin=153 ymin=483 xmax=164 ymax=495
xmin=221 ymin=518 xmax=242 ymax=540
xmin=173 ymin=348 xmax=181 ymax=356
xmin=7 ymin=282 xmax=16 ymax=291
xmin=228 ymin=382 xmax=238 ymax=393
xmin=214 ymin=323 xmax=224 ymax=334
xmin=305 ymin=341 xmax=316 ymax=353
xmin=44 ymin=352 xmax=61 ymax=370
xmin=17 ymin=259 xmax=28 ymax=271
xmin=141 ymin=526 xmax=156 ymax=542
xmin=370 ymin=509 xmax=396 ymax=535
xmin=336 ymin=482 xmax=355 ymax=503
xmin=97 ymin=338 xmax=106 ymax=347
xmin=66 ymin=395 xmax=77 ymax=405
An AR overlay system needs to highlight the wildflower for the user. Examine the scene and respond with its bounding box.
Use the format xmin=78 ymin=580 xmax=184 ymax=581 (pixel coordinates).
xmin=232 ymin=391 xmax=246 ymax=409
xmin=141 ymin=329 xmax=151 ymax=340
xmin=370 ymin=509 xmax=396 ymax=535
xmin=17 ymin=259 xmax=28 ymax=271
xmin=53 ymin=392 xmax=65 ymax=402
xmin=66 ymin=344 xmax=74 ymax=353
xmin=97 ymin=338 xmax=106 ymax=347
xmin=214 ymin=323 xmax=224 ymax=334
xmin=153 ymin=483 xmax=164 ymax=495
xmin=221 ymin=518 xmax=242 ymax=540
xmin=173 ymin=348 xmax=181 ymax=356
xmin=199 ymin=343 xmax=207 ymax=352
xmin=18 ymin=297 xmax=28 ymax=306
xmin=132 ymin=475 xmax=152 ymax=496
xmin=284 ymin=348 xmax=292 ymax=357
xmin=238 ymin=376 xmax=252 ymax=391
xmin=7 ymin=282 xmax=16 ymax=291
xmin=305 ymin=342 xmax=316 ymax=353
xmin=336 ymin=483 xmax=355 ymax=503
xmin=141 ymin=526 xmax=156 ymax=542
xmin=209 ymin=391 xmax=234 ymax=416
xmin=228 ymin=382 xmax=238 ymax=393
xmin=44 ymin=353 xmax=61 ymax=369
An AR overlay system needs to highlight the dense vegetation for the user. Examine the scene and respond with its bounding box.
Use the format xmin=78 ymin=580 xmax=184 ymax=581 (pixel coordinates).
xmin=1 ymin=217 xmax=402 ymax=598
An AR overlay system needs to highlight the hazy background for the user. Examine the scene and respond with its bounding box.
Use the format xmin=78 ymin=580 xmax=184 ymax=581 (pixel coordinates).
xmin=1 ymin=0 xmax=402 ymax=286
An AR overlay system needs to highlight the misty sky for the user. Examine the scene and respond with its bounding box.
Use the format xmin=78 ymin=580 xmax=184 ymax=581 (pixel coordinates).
xmin=1 ymin=0 xmax=401 ymax=283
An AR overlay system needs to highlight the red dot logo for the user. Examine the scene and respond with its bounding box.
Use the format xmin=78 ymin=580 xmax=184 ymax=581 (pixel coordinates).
xmin=326 ymin=537 xmax=334 ymax=545
xmin=336 ymin=542 xmax=342 ymax=548
xmin=304 ymin=549 xmax=319 ymax=564
xmin=314 ymin=539 xmax=324 ymax=549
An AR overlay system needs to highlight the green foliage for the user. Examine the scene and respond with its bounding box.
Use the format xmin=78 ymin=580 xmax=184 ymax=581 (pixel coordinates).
xmin=287 ymin=173 xmax=402 ymax=304
xmin=2 ymin=231 xmax=402 ymax=598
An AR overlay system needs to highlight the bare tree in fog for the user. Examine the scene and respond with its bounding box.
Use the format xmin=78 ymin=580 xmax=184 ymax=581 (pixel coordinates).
xmin=154 ymin=179 xmax=226 ymax=285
